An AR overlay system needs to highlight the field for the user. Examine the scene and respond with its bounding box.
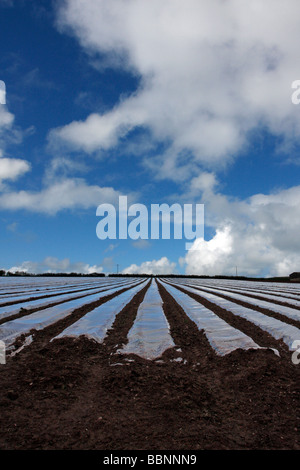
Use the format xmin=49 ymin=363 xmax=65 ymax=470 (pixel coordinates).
xmin=0 ymin=276 xmax=299 ymax=450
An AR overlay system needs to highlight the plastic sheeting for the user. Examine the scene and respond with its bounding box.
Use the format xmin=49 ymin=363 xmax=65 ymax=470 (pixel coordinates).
xmin=119 ymin=280 xmax=175 ymax=359
xmin=0 ymin=282 xmax=106 ymax=301
xmin=206 ymin=283 xmax=300 ymax=300
xmin=0 ymin=277 xmax=100 ymax=292
xmin=0 ymin=278 xmax=137 ymax=307
xmin=52 ymin=280 xmax=149 ymax=343
xmin=0 ymin=279 xmax=138 ymax=322
xmin=0 ymin=280 xmax=143 ymax=347
xmin=0 ymin=277 xmax=140 ymax=296
xmin=169 ymin=282 xmax=300 ymax=351
xmin=180 ymin=280 xmax=300 ymax=305
xmin=165 ymin=277 xmax=300 ymax=294
xmin=175 ymin=282 xmax=300 ymax=322
xmin=160 ymin=281 xmax=266 ymax=356
xmin=0 ymin=286 xmax=109 ymax=321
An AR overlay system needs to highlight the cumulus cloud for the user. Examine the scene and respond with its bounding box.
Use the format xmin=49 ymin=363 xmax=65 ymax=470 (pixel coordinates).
xmin=123 ymin=256 xmax=176 ymax=275
xmin=0 ymin=99 xmax=136 ymax=215
xmin=0 ymin=157 xmax=30 ymax=183
xmin=0 ymin=104 xmax=31 ymax=187
xmin=49 ymin=107 xmax=145 ymax=154
xmin=51 ymin=0 xmax=300 ymax=179
xmin=0 ymin=177 xmax=124 ymax=214
xmin=0 ymin=105 xmax=16 ymax=148
xmin=0 ymin=106 xmax=13 ymax=128
xmin=132 ymin=239 xmax=151 ymax=250
xmin=0 ymin=104 xmax=133 ymax=215
xmin=188 ymin=172 xmax=218 ymax=197
xmin=0 ymin=105 xmax=14 ymax=157
xmin=180 ymin=185 xmax=300 ymax=277
xmin=8 ymin=257 xmax=103 ymax=274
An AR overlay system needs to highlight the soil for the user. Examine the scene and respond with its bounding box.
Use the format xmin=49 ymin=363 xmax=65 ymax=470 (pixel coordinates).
xmin=0 ymin=279 xmax=299 ymax=450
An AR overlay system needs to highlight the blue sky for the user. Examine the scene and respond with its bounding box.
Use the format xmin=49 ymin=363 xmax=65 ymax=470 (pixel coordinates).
xmin=1 ymin=0 xmax=300 ymax=276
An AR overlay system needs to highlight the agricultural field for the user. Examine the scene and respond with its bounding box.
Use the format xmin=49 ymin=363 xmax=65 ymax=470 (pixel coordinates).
xmin=0 ymin=276 xmax=299 ymax=450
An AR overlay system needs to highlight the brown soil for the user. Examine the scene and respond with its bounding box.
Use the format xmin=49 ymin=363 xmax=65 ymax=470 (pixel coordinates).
xmin=0 ymin=280 xmax=299 ymax=450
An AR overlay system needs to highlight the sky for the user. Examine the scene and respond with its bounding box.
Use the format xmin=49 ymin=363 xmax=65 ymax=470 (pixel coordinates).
xmin=1 ymin=0 xmax=300 ymax=276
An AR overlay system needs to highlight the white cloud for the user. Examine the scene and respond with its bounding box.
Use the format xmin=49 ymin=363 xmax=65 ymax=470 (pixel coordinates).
xmin=132 ymin=239 xmax=151 ymax=250
xmin=0 ymin=106 xmax=13 ymax=129
xmin=0 ymin=177 xmax=123 ymax=214
xmin=0 ymin=102 xmax=134 ymax=216
xmin=52 ymin=0 xmax=300 ymax=179
xmin=8 ymin=257 xmax=104 ymax=274
xmin=0 ymin=157 xmax=30 ymax=183
xmin=49 ymin=107 xmax=145 ymax=154
xmin=104 ymin=243 xmax=118 ymax=253
xmin=123 ymin=256 xmax=176 ymax=275
xmin=0 ymin=104 xmax=31 ymax=187
xmin=0 ymin=106 xmax=15 ymax=159
xmin=180 ymin=184 xmax=300 ymax=277
xmin=189 ymin=172 xmax=218 ymax=196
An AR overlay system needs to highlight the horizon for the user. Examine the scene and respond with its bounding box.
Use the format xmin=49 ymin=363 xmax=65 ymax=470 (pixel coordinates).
xmin=0 ymin=268 xmax=298 ymax=281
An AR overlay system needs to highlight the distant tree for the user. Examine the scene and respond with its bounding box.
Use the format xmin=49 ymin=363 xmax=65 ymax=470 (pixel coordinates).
xmin=289 ymin=272 xmax=300 ymax=280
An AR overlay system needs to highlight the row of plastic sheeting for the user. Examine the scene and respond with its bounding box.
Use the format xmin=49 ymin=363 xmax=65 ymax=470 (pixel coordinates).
xmin=160 ymin=281 xmax=270 ymax=356
xmin=0 ymin=277 xmax=138 ymax=306
xmin=164 ymin=277 xmax=300 ymax=294
xmin=180 ymin=280 xmax=300 ymax=305
xmin=0 ymin=276 xmax=141 ymax=296
xmin=52 ymin=279 xmax=150 ymax=344
xmin=0 ymin=285 xmax=110 ymax=321
xmin=168 ymin=282 xmax=300 ymax=351
xmin=0 ymin=280 xmax=106 ymax=301
xmin=119 ymin=280 xmax=175 ymax=359
xmin=0 ymin=277 xmax=103 ymax=292
xmin=0 ymin=278 xmax=139 ymax=323
xmin=0 ymin=280 xmax=144 ymax=348
xmin=174 ymin=281 xmax=300 ymax=323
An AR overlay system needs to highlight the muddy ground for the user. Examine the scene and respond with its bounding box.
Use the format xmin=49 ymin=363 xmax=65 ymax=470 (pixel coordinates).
xmin=0 ymin=281 xmax=299 ymax=450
